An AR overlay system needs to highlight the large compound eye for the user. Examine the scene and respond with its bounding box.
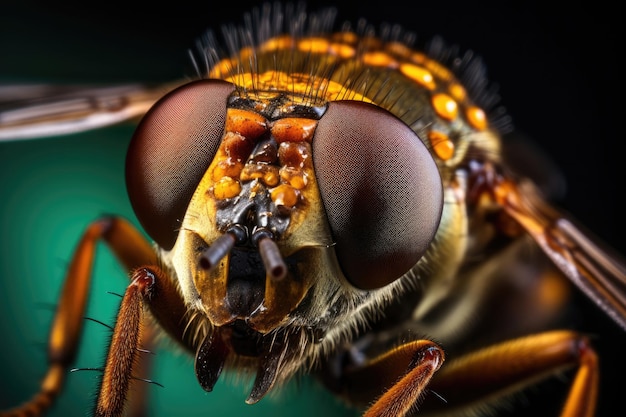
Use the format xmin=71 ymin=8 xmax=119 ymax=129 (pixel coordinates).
xmin=126 ymin=80 xmax=235 ymax=250
xmin=313 ymin=101 xmax=443 ymax=289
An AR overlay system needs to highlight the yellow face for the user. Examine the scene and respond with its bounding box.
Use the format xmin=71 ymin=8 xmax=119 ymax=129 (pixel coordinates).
xmin=119 ymin=28 xmax=504 ymax=399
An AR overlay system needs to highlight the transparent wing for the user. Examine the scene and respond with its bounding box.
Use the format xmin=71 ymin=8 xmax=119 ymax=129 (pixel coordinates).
xmin=0 ymin=81 xmax=184 ymax=141
xmin=501 ymin=179 xmax=626 ymax=331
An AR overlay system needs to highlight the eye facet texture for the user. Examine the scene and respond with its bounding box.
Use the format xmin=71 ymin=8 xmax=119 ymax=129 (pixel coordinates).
xmin=126 ymin=80 xmax=235 ymax=249
xmin=313 ymin=101 xmax=443 ymax=289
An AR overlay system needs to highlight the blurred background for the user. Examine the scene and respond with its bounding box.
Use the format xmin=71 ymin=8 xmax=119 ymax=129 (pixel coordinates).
xmin=1 ymin=1 xmax=623 ymax=416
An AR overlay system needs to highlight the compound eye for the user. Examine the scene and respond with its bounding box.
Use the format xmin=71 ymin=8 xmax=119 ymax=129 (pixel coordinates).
xmin=313 ymin=101 xmax=443 ymax=289
xmin=126 ymin=80 xmax=235 ymax=250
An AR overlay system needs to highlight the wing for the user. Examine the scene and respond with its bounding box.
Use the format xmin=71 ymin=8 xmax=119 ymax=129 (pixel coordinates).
xmin=0 ymin=81 xmax=184 ymax=141
xmin=498 ymin=177 xmax=626 ymax=331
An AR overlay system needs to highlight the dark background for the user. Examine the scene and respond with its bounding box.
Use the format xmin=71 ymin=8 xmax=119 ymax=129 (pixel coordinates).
xmin=1 ymin=1 xmax=624 ymax=416
xmin=2 ymin=0 xmax=623 ymax=245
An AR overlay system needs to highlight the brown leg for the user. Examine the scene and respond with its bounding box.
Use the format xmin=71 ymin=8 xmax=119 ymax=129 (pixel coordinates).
xmin=125 ymin=319 xmax=158 ymax=417
xmin=337 ymin=340 xmax=445 ymax=417
xmin=94 ymin=267 xmax=160 ymax=417
xmin=420 ymin=330 xmax=598 ymax=417
xmin=0 ymin=217 xmax=177 ymax=417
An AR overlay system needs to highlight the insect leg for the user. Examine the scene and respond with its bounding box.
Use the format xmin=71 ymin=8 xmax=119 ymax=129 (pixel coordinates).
xmin=335 ymin=339 xmax=444 ymax=417
xmin=0 ymin=216 xmax=164 ymax=417
xmin=420 ymin=330 xmax=598 ymax=417
xmin=94 ymin=266 xmax=160 ymax=417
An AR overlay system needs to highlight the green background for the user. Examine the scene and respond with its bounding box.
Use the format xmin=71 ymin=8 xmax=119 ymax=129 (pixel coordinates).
xmin=1 ymin=1 xmax=624 ymax=417
xmin=0 ymin=128 xmax=359 ymax=416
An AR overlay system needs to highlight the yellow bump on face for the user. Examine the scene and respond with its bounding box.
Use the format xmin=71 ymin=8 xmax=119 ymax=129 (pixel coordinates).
xmin=270 ymin=184 xmax=299 ymax=208
xmin=225 ymin=108 xmax=268 ymax=140
xmin=213 ymin=176 xmax=242 ymax=199
xmin=400 ymin=63 xmax=436 ymax=90
xmin=263 ymin=168 xmax=280 ymax=187
xmin=280 ymin=166 xmax=307 ymax=189
xmin=466 ymin=106 xmax=488 ymax=130
xmin=278 ymin=142 xmax=309 ymax=169
xmin=431 ymin=93 xmax=458 ymax=121
xmin=240 ymin=164 xmax=280 ymax=187
xmin=222 ymin=132 xmax=256 ymax=163
xmin=212 ymin=159 xmax=244 ymax=181
xmin=271 ymin=118 xmax=318 ymax=143
xmin=428 ymin=130 xmax=455 ymax=161
xmin=240 ymin=165 xmax=264 ymax=182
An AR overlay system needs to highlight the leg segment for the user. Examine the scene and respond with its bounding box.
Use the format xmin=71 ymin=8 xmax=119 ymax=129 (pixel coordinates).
xmin=0 ymin=216 xmax=182 ymax=417
xmin=95 ymin=267 xmax=159 ymax=417
xmin=420 ymin=330 xmax=598 ymax=417
xmin=336 ymin=340 xmax=445 ymax=417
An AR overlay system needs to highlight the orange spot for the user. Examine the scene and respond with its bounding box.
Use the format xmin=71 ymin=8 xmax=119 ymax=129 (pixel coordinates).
xmin=428 ymin=131 xmax=455 ymax=160
xmin=238 ymin=46 xmax=255 ymax=60
xmin=329 ymin=42 xmax=356 ymax=58
xmin=280 ymin=166 xmax=307 ymax=189
xmin=240 ymin=165 xmax=264 ymax=182
xmin=240 ymin=164 xmax=279 ymax=186
xmin=212 ymin=158 xmax=244 ymax=180
xmin=448 ymin=83 xmax=467 ymax=102
xmin=493 ymin=179 xmax=517 ymax=206
xmin=385 ymin=41 xmax=412 ymax=59
xmin=538 ymin=270 xmax=571 ymax=314
xmin=431 ymin=93 xmax=458 ymax=121
xmin=298 ymin=37 xmax=330 ymax=53
xmin=225 ymin=109 xmax=268 ymax=139
xmin=263 ymin=168 xmax=280 ymax=187
xmin=213 ymin=177 xmax=241 ymax=199
xmin=261 ymin=35 xmax=294 ymax=51
xmin=278 ymin=142 xmax=308 ymax=168
xmin=361 ymin=51 xmax=397 ymax=68
xmin=466 ymin=106 xmax=488 ymax=130
xmin=222 ymin=132 xmax=255 ymax=162
xmin=270 ymin=184 xmax=299 ymax=208
xmin=331 ymin=31 xmax=358 ymax=44
xmin=209 ymin=58 xmax=235 ymax=78
xmin=272 ymin=118 xmax=318 ymax=143
xmin=410 ymin=51 xmax=427 ymax=64
xmin=423 ymin=59 xmax=454 ymax=81
xmin=399 ymin=63 xmax=436 ymax=90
